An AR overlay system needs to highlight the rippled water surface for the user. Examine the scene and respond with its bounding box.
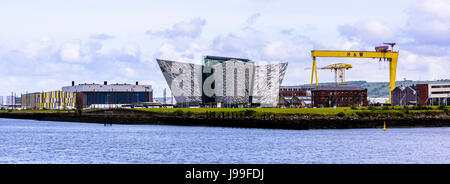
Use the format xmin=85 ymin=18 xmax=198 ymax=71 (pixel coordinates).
xmin=1 ymin=118 xmax=450 ymax=164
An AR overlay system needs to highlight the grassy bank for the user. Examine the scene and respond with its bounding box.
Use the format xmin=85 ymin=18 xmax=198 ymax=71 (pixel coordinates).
xmin=133 ymin=106 xmax=448 ymax=117
xmin=0 ymin=109 xmax=73 ymax=113
xmin=1 ymin=105 xmax=448 ymax=118
xmin=1 ymin=106 xmax=449 ymax=130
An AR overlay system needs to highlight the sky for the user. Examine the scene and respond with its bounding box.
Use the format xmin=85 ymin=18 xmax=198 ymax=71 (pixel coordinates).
xmin=0 ymin=0 xmax=449 ymax=97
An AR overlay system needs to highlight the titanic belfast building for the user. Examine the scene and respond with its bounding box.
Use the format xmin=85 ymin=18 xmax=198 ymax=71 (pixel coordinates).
xmin=157 ymin=56 xmax=288 ymax=107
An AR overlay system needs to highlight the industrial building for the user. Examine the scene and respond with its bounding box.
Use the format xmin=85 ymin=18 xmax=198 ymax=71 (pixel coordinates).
xmin=278 ymin=96 xmax=308 ymax=108
xmin=5 ymin=96 xmax=15 ymax=105
xmin=21 ymin=93 xmax=41 ymax=109
xmin=417 ymin=83 xmax=450 ymax=106
xmin=390 ymin=82 xmax=450 ymax=106
xmin=279 ymin=86 xmax=315 ymax=108
xmin=157 ymin=56 xmax=288 ymax=108
xmin=62 ymin=81 xmax=153 ymax=109
xmin=21 ymin=91 xmax=76 ymax=110
xmin=15 ymin=97 xmax=21 ymax=106
xmin=391 ymin=86 xmax=417 ymax=106
xmin=279 ymin=86 xmax=314 ymax=97
xmin=20 ymin=81 xmax=153 ymax=110
xmin=311 ymin=85 xmax=368 ymax=108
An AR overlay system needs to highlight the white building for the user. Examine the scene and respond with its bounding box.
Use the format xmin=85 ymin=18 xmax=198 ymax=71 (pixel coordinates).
xmin=5 ymin=96 xmax=15 ymax=105
xmin=427 ymin=82 xmax=450 ymax=106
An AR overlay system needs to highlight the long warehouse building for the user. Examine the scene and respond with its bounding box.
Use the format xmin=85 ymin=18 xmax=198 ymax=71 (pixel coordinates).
xmin=21 ymin=91 xmax=76 ymax=110
xmin=62 ymin=81 xmax=153 ymax=109
xmin=21 ymin=81 xmax=153 ymax=110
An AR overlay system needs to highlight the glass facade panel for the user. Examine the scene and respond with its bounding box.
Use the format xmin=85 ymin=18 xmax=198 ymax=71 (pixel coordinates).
xmin=85 ymin=92 xmax=150 ymax=105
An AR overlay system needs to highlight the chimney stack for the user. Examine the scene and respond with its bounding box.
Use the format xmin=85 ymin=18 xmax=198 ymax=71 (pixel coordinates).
xmin=104 ymin=81 xmax=107 ymax=85
xmin=72 ymin=81 xmax=75 ymax=86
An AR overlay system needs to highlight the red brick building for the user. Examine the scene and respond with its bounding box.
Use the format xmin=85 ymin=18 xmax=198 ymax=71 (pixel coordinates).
xmin=416 ymin=84 xmax=429 ymax=105
xmin=312 ymin=85 xmax=368 ymax=107
xmin=415 ymin=83 xmax=450 ymax=106
xmin=279 ymin=86 xmax=314 ymax=97
xmin=279 ymin=86 xmax=315 ymax=107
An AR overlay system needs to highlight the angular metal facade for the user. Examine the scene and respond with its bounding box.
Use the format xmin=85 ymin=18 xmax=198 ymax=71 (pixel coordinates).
xmin=157 ymin=57 xmax=288 ymax=107
xmin=156 ymin=59 xmax=203 ymax=106
xmin=252 ymin=63 xmax=288 ymax=107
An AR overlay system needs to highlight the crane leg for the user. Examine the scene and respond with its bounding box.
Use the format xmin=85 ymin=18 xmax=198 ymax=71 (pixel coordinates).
xmin=314 ymin=59 xmax=318 ymax=86
xmin=311 ymin=57 xmax=316 ymax=86
xmin=388 ymin=57 xmax=398 ymax=104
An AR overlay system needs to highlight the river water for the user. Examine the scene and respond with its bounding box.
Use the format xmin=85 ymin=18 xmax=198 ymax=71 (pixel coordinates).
xmin=1 ymin=118 xmax=450 ymax=164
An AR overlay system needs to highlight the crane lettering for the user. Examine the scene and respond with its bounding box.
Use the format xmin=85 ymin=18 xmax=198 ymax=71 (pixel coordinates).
xmin=346 ymin=52 xmax=364 ymax=57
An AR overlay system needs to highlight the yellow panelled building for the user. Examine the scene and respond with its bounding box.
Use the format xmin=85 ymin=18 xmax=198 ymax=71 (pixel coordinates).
xmin=22 ymin=91 xmax=76 ymax=110
xmin=40 ymin=91 xmax=76 ymax=109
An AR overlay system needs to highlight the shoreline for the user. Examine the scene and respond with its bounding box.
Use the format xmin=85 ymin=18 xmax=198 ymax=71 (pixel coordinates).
xmin=1 ymin=108 xmax=450 ymax=130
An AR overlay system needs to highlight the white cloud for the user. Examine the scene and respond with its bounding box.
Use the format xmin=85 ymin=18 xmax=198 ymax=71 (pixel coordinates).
xmin=155 ymin=43 xmax=205 ymax=64
xmin=59 ymin=42 xmax=91 ymax=63
xmin=146 ymin=17 xmax=206 ymax=38
xmin=244 ymin=13 xmax=261 ymax=30
xmin=0 ymin=37 xmax=160 ymax=95
xmin=20 ymin=37 xmax=56 ymax=59
xmin=124 ymin=67 xmax=137 ymax=78
xmin=245 ymin=13 xmax=260 ymax=25
xmin=2 ymin=0 xmax=450 ymax=97
xmin=210 ymin=33 xmax=265 ymax=59
xmin=397 ymin=50 xmax=450 ymax=80
xmin=338 ymin=20 xmax=396 ymax=45
xmin=329 ymin=0 xmax=450 ymax=83
xmin=262 ymin=40 xmax=313 ymax=61
xmin=404 ymin=0 xmax=450 ymax=46
xmin=412 ymin=0 xmax=450 ymax=18
xmin=123 ymin=43 xmax=140 ymax=57
xmin=89 ymin=33 xmax=115 ymax=40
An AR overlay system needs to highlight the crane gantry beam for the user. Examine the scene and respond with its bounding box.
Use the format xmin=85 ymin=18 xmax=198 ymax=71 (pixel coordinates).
xmin=311 ymin=50 xmax=399 ymax=104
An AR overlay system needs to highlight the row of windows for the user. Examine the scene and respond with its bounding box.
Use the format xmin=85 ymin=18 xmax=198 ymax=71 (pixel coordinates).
xmin=431 ymin=91 xmax=450 ymax=95
xmin=280 ymin=93 xmax=304 ymax=96
xmin=314 ymin=92 xmax=365 ymax=96
xmin=431 ymin=85 xmax=450 ymax=88
xmin=84 ymin=92 xmax=150 ymax=105
xmin=319 ymin=97 xmax=360 ymax=101
xmin=280 ymin=88 xmax=308 ymax=91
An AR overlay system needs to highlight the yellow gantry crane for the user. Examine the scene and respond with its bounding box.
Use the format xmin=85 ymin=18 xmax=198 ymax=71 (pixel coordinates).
xmin=320 ymin=63 xmax=352 ymax=85
xmin=310 ymin=43 xmax=399 ymax=104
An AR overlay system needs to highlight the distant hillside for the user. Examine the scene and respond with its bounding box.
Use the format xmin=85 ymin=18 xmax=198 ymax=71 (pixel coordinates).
xmin=301 ymin=79 xmax=450 ymax=98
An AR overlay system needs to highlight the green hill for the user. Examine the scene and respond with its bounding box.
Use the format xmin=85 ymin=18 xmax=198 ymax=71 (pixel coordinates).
xmin=301 ymin=79 xmax=450 ymax=98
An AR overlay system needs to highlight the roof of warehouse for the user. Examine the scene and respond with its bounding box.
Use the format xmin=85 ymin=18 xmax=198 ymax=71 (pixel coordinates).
xmin=61 ymin=84 xmax=152 ymax=92
xmin=280 ymin=85 xmax=316 ymax=89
